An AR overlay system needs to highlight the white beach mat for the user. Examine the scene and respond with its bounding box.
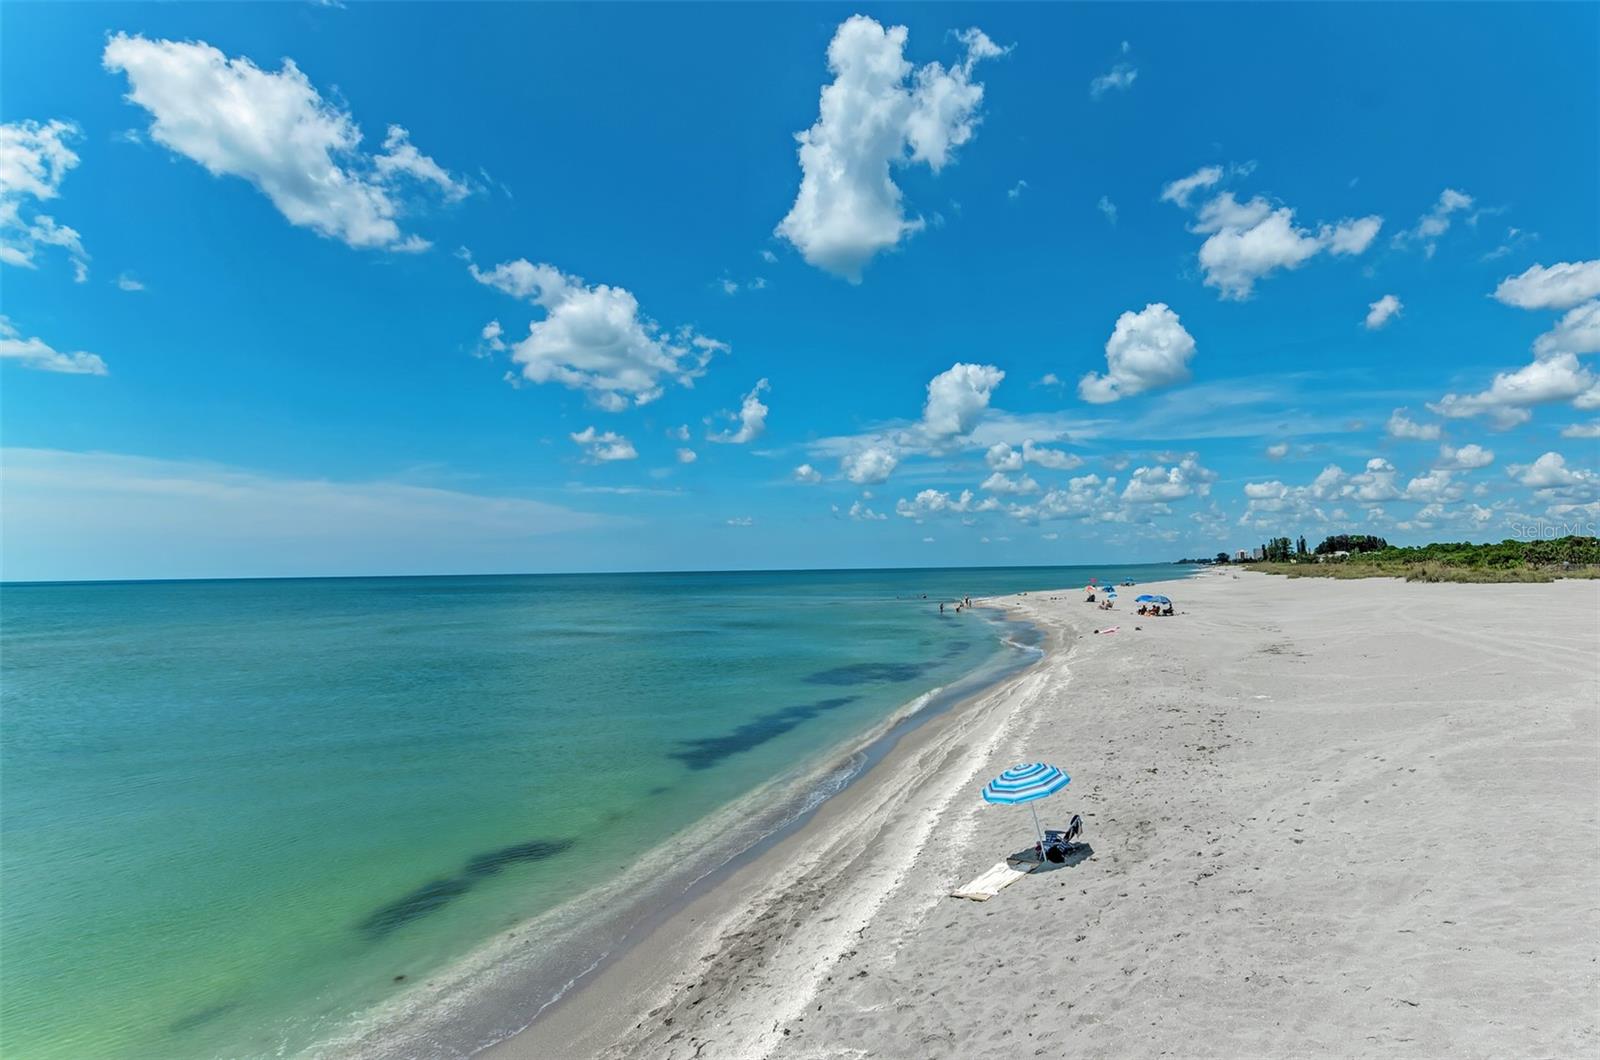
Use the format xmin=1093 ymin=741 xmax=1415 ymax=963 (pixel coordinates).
xmin=950 ymin=856 xmax=1038 ymax=901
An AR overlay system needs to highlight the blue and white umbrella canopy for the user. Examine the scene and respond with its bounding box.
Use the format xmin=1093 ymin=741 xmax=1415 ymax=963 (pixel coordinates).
xmin=982 ymin=762 xmax=1070 ymax=803
xmin=1135 ymin=594 xmax=1171 ymax=605
xmin=983 ymin=763 xmax=1071 ymax=852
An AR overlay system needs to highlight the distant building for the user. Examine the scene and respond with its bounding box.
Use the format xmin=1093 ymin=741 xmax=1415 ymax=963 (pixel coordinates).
xmin=1235 ymin=548 xmax=1249 ymax=561
xmin=1251 ymin=546 xmax=1264 ymax=561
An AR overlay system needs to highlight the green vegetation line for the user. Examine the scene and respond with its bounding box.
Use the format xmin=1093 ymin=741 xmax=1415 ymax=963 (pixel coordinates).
xmin=1218 ymin=535 xmax=1600 ymax=583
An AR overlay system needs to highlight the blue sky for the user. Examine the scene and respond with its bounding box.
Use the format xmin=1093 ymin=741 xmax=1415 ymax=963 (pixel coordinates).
xmin=2 ymin=2 xmax=1597 ymax=580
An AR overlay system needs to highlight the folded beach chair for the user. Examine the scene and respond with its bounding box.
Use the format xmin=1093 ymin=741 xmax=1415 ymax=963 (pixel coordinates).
xmin=1039 ymin=814 xmax=1084 ymax=863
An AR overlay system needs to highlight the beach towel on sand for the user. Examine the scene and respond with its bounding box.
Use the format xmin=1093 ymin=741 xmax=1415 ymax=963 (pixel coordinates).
xmin=950 ymin=857 xmax=1038 ymax=901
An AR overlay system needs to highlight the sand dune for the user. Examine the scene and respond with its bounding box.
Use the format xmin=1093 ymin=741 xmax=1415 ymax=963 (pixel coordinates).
xmin=499 ymin=572 xmax=1600 ymax=1059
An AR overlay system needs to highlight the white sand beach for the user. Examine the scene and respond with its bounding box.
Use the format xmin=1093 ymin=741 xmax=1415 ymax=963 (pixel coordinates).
xmin=495 ymin=572 xmax=1600 ymax=1059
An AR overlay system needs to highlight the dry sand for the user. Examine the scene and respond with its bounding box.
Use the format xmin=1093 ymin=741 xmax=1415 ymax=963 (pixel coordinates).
xmin=495 ymin=572 xmax=1599 ymax=1059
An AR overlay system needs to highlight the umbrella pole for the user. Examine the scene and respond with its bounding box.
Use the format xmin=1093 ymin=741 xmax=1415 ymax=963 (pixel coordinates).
xmin=1029 ymin=802 xmax=1044 ymax=853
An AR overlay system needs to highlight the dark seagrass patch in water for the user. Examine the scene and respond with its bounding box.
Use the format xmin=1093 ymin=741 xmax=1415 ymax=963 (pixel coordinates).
xmin=669 ymin=696 xmax=859 ymax=770
xmin=802 ymin=661 xmax=930 ymax=686
xmin=359 ymin=838 xmax=575 ymax=939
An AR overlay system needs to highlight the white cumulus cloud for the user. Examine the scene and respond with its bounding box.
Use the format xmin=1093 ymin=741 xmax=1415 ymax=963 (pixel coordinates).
xmin=776 ymin=16 xmax=1004 ymax=281
xmin=372 ymin=124 xmax=471 ymax=202
xmin=1192 ymin=193 xmax=1379 ymax=299
xmin=1348 ymin=457 xmax=1402 ymax=502
xmin=1509 ymin=451 xmax=1599 ymax=494
xmin=1158 ymin=166 xmax=1222 ymax=209
xmin=1121 ymin=455 xmax=1216 ymax=503
xmin=985 ymin=442 xmax=1022 ymax=471
xmin=980 ymin=471 xmax=1040 ymax=495
xmin=708 ymin=378 xmax=770 ymax=444
xmin=470 ymin=257 xmax=722 ymax=410
xmin=793 ymin=463 xmax=823 ymax=484
xmin=1533 ymin=301 xmax=1600 ymax=358
xmin=1394 ymin=188 xmax=1473 ymax=257
xmin=569 ymin=426 xmax=638 ymax=462
xmin=895 ymin=487 xmax=995 ymax=519
xmin=1022 ymin=439 xmax=1083 ymax=470
xmin=1088 ymin=62 xmax=1137 ymax=99
xmin=103 ymin=34 xmax=468 ymax=252
xmin=1243 ymin=480 xmax=1287 ymax=500
xmin=1079 ymin=303 xmax=1196 ymax=403
xmin=923 ymin=362 xmax=1004 ymax=437
xmin=1385 ymin=408 xmax=1440 ymax=440
xmin=1365 ymin=294 xmax=1402 ymax=330
xmin=1404 ymin=468 xmax=1463 ymax=504
xmin=0 ymin=118 xmax=89 ymax=280
xmin=0 ymin=315 xmax=107 ymax=375
xmin=1495 ymin=261 xmax=1600 ymax=311
xmin=842 ymin=445 xmax=899 ymax=484
xmin=1009 ymin=474 xmax=1118 ymax=523
xmin=1438 ymin=443 xmax=1494 ymax=469
xmin=1164 ymin=175 xmax=1381 ymax=299
xmin=1428 ymin=352 xmax=1597 ymax=427
xmin=1237 ymin=462 xmax=1365 ymax=526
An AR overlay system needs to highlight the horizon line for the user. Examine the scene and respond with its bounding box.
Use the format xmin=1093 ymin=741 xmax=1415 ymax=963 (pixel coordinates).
xmin=0 ymin=558 xmax=1196 ymax=589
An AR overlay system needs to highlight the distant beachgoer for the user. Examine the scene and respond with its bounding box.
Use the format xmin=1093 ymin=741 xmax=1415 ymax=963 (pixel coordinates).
xmin=939 ymin=602 xmax=944 ymax=613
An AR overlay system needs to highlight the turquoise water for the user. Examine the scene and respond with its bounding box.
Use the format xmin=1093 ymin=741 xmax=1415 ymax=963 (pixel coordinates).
xmin=1 ymin=565 xmax=1184 ymax=1058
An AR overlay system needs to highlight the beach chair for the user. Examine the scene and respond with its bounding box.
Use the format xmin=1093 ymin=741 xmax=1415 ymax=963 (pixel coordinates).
xmin=1036 ymin=814 xmax=1084 ymax=863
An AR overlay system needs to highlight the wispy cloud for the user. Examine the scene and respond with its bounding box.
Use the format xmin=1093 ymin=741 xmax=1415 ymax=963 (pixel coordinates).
xmin=1089 ymin=41 xmax=1137 ymax=99
xmin=1 ymin=449 xmax=607 ymax=581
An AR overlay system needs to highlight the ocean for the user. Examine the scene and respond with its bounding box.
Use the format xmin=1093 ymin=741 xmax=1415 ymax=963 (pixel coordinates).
xmin=0 ymin=564 xmax=1185 ymax=1058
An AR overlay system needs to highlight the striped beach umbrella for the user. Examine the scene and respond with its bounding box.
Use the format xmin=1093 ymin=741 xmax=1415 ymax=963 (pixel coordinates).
xmin=982 ymin=763 xmax=1071 ymax=851
xmin=1135 ymin=594 xmax=1170 ymax=605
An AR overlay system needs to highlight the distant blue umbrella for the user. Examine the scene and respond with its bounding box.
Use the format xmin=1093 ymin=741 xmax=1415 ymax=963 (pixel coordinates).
xmin=1135 ymin=594 xmax=1171 ymax=605
xmin=982 ymin=763 xmax=1071 ymax=851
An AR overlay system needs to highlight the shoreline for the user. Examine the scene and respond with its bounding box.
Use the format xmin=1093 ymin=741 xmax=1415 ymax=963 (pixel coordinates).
xmin=484 ymin=578 xmax=1120 ymax=1059
xmin=327 ymin=600 xmax=1064 ymax=1059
